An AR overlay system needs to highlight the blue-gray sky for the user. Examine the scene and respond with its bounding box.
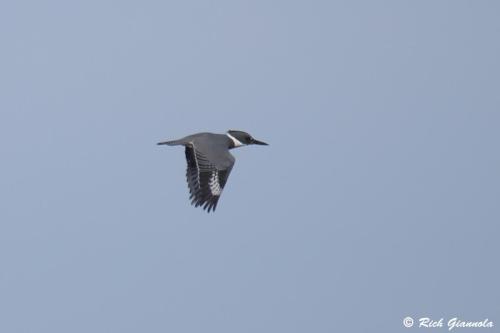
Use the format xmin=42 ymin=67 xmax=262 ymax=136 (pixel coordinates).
xmin=1 ymin=1 xmax=499 ymax=332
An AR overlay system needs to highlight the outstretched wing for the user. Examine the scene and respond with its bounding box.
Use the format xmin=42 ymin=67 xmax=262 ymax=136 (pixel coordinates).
xmin=185 ymin=146 xmax=234 ymax=212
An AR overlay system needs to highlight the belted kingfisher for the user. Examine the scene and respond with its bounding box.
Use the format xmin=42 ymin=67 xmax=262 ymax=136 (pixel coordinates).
xmin=158 ymin=130 xmax=268 ymax=212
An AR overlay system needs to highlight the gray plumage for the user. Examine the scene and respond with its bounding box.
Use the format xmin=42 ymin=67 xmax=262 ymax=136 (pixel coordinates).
xmin=158 ymin=130 xmax=268 ymax=213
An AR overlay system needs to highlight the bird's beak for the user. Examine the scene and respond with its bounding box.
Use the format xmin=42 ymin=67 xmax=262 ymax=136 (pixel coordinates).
xmin=251 ymin=138 xmax=268 ymax=145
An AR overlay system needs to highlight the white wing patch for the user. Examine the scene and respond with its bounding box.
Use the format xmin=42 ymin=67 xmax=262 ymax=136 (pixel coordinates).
xmin=209 ymin=170 xmax=222 ymax=196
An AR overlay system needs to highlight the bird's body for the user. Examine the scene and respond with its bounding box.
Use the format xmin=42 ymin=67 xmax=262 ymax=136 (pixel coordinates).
xmin=158 ymin=130 xmax=268 ymax=212
xmin=161 ymin=133 xmax=235 ymax=169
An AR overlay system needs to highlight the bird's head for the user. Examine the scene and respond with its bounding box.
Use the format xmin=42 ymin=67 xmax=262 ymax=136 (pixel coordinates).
xmin=226 ymin=130 xmax=268 ymax=148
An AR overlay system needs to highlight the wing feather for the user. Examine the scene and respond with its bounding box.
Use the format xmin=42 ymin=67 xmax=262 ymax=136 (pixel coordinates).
xmin=184 ymin=146 xmax=233 ymax=212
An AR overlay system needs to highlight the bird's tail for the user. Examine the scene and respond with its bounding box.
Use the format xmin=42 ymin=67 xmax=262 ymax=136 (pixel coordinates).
xmin=157 ymin=139 xmax=183 ymax=146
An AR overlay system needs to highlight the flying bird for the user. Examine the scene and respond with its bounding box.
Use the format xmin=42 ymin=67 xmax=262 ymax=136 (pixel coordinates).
xmin=158 ymin=130 xmax=268 ymax=212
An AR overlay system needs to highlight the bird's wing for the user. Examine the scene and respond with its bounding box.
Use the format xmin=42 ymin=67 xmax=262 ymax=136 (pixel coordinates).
xmin=185 ymin=145 xmax=234 ymax=212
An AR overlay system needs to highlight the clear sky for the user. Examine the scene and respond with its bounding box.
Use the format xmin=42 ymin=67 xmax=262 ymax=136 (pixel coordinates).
xmin=1 ymin=1 xmax=499 ymax=332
